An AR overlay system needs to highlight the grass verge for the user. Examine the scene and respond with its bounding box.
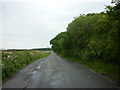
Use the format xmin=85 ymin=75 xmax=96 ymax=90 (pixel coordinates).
xmin=57 ymin=53 xmax=120 ymax=84
xmin=2 ymin=50 xmax=50 ymax=82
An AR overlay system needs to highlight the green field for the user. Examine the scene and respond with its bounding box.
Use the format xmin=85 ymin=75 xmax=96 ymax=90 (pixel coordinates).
xmin=2 ymin=50 xmax=50 ymax=81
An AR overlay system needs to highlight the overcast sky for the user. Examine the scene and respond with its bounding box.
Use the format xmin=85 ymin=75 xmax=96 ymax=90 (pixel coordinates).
xmin=0 ymin=0 xmax=113 ymax=49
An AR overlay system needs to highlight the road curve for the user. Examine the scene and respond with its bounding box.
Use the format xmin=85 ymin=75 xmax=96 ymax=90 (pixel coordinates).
xmin=3 ymin=52 xmax=118 ymax=88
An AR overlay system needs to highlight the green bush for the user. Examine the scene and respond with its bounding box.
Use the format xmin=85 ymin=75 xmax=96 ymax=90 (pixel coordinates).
xmin=2 ymin=50 xmax=50 ymax=81
xmin=50 ymin=3 xmax=120 ymax=81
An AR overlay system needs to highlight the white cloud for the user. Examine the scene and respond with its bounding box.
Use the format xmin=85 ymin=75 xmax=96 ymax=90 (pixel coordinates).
xmin=0 ymin=3 xmax=3 ymax=49
xmin=0 ymin=0 xmax=112 ymax=3
xmin=1 ymin=0 xmax=113 ymax=49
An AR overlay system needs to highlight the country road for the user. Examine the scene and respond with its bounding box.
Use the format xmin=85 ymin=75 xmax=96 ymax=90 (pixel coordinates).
xmin=3 ymin=52 xmax=118 ymax=88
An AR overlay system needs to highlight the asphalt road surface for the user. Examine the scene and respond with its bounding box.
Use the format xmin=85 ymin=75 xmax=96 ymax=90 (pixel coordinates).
xmin=3 ymin=52 xmax=118 ymax=88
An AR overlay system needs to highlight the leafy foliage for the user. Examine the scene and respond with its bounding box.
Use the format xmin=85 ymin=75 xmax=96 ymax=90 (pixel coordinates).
xmin=50 ymin=3 xmax=120 ymax=80
xmin=2 ymin=50 xmax=50 ymax=81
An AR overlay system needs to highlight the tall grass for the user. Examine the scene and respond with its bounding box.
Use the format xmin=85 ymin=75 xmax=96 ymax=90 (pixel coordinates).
xmin=2 ymin=50 xmax=50 ymax=81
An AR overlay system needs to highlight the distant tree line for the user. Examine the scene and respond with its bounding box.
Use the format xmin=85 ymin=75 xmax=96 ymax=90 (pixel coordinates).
xmin=5 ymin=48 xmax=51 ymax=51
xmin=50 ymin=3 xmax=120 ymax=64
xmin=32 ymin=48 xmax=51 ymax=51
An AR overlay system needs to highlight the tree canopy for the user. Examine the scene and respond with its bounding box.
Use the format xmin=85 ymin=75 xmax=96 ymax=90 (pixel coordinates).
xmin=50 ymin=2 xmax=120 ymax=64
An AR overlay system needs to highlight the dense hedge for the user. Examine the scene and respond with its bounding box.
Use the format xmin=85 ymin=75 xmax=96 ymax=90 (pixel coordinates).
xmin=50 ymin=3 xmax=120 ymax=64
